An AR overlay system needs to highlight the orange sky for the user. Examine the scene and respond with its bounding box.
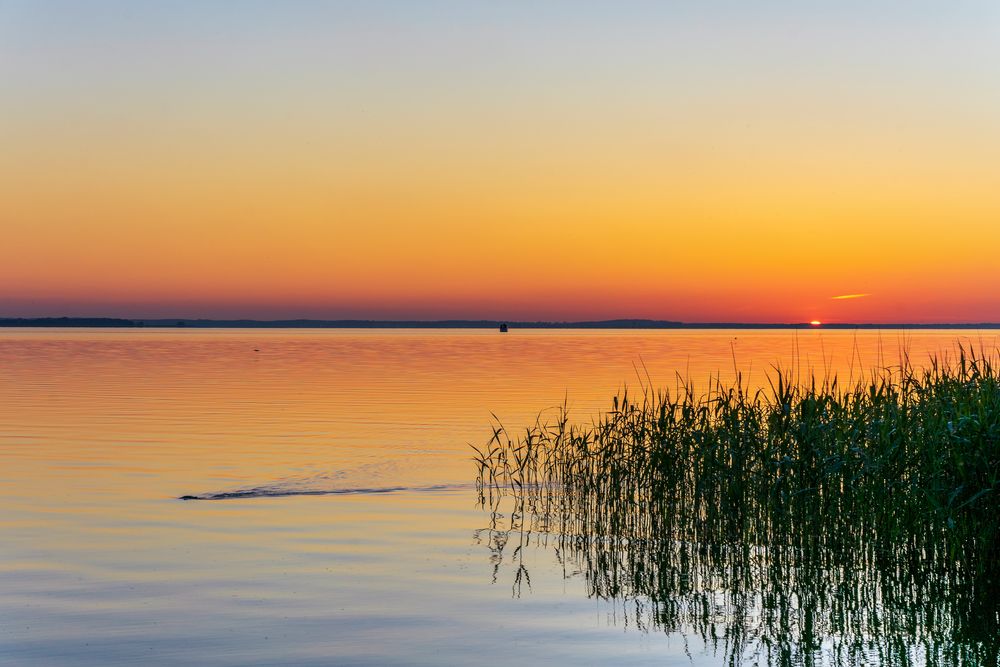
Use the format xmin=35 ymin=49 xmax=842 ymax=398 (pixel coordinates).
xmin=2 ymin=2 xmax=999 ymax=322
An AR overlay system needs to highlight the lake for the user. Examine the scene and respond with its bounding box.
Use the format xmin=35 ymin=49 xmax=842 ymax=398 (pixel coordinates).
xmin=1 ymin=328 xmax=996 ymax=666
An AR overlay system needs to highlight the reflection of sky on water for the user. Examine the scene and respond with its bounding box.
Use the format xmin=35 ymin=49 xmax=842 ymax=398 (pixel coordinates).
xmin=2 ymin=329 xmax=997 ymax=665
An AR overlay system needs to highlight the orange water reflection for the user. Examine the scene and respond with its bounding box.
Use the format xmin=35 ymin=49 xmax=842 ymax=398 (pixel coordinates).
xmin=1 ymin=328 xmax=996 ymax=664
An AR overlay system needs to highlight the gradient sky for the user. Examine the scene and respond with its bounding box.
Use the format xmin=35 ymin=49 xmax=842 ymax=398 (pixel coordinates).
xmin=2 ymin=1 xmax=999 ymax=322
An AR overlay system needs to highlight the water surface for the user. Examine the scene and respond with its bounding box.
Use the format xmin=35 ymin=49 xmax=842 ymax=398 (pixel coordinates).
xmin=1 ymin=328 xmax=995 ymax=665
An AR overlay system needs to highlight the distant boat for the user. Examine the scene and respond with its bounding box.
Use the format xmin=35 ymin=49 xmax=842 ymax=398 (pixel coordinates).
xmin=499 ymin=323 xmax=508 ymax=333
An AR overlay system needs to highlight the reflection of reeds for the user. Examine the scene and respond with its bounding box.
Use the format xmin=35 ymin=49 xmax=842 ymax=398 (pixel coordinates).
xmin=474 ymin=345 xmax=1000 ymax=665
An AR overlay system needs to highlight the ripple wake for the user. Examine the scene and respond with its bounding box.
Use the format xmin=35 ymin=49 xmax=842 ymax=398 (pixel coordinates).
xmin=179 ymin=483 xmax=470 ymax=500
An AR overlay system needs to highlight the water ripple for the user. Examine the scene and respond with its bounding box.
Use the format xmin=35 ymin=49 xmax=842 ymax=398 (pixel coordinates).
xmin=179 ymin=483 xmax=470 ymax=500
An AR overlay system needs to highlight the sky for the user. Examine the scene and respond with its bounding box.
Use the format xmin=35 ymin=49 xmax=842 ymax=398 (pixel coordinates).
xmin=2 ymin=1 xmax=999 ymax=323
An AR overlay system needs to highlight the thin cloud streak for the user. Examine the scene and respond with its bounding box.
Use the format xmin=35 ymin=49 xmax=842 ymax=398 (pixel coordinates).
xmin=831 ymin=294 xmax=872 ymax=300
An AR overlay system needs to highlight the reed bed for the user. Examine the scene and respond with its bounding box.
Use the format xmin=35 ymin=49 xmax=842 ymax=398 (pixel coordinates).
xmin=473 ymin=346 xmax=1000 ymax=664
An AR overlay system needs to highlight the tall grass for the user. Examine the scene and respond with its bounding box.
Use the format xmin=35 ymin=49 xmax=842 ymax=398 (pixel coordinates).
xmin=474 ymin=346 xmax=1000 ymax=664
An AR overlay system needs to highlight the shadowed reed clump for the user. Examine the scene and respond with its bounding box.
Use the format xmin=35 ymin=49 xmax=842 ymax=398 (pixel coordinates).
xmin=473 ymin=347 xmax=1000 ymax=665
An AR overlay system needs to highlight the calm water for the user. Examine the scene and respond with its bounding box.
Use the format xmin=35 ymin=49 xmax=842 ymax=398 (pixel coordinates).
xmin=1 ymin=328 xmax=996 ymax=666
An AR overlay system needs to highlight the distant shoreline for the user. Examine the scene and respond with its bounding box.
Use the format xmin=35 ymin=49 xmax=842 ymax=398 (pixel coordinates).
xmin=2 ymin=317 xmax=1000 ymax=330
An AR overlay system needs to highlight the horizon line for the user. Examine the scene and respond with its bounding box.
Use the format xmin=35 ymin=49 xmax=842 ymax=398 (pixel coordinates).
xmin=3 ymin=316 xmax=1000 ymax=330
